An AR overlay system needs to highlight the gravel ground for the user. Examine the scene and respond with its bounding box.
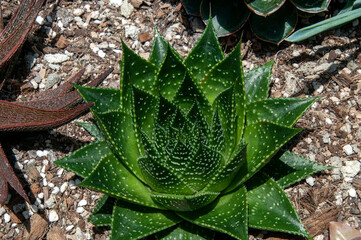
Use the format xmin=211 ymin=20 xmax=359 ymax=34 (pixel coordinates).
xmin=0 ymin=0 xmax=361 ymax=239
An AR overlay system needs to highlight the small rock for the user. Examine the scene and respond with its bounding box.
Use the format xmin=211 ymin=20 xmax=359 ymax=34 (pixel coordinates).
xmin=44 ymin=53 xmax=70 ymax=64
xmin=323 ymin=133 xmax=331 ymax=144
xmin=36 ymin=16 xmax=45 ymax=25
xmin=343 ymin=144 xmax=354 ymax=155
xmin=284 ymin=71 xmax=298 ymax=95
xmin=45 ymin=196 xmax=56 ymax=209
xmin=0 ymin=207 xmax=6 ymax=216
xmin=66 ymin=225 xmax=74 ymax=231
xmin=56 ymin=8 xmax=73 ymax=28
xmin=3 ymin=213 xmax=10 ymax=223
xmin=292 ymin=50 xmax=302 ymax=57
xmin=306 ymin=176 xmax=315 ymax=186
xmin=124 ymin=25 xmax=139 ymax=40
xmin=76 ymin=207 xmax=85 ymax=213
xmin=349 ymin=188 xmax=357 ymax=197
xmin=30 ymin=183 xmax=41 ymax=195
xmin=109 ymin=0 xmax=122 ymax=7
xmin=46 ymin=73 xmax=62 ymax=90
xmin=48 ymin=210 xmax=59 ymax=222
xmin=98 ymin=50 xmax=106 ymax=58
xmin=341 ymin=161 xmax=360 ymax=179
xmin=51 ymin=187 xmax=60 ymax=195
xmin=78 ymin=200 xmax=87 ymax=207
xmin=60 ymin=182 xmax=68 ymax=193
xmin=314 ymin=235 xmax=324 ymax=240
xmin=121 ymin=0 xmax=134 ymax=18
xmin=325 ymin=117 xmax=333 ymax=125
xmin=73 ymin=8 xmax=84 ymax=16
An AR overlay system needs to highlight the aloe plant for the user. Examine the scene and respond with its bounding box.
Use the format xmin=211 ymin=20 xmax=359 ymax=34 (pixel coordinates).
xmin=56 ymin=22 xmax=328 ymax=239
xmin=182 ymin=0 xmax=331 ymax=43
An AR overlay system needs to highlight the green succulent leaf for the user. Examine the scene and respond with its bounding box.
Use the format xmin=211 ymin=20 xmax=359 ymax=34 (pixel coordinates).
xmin=149 ymin=28 xmax=168 ymax=68
xmin=76 ymin=122 xmax=104 ymax=140
xmin=156 ymin=222 xmax=215 ymax=240
xmin=291 ymin=0 xmax=330 ymax=13
xmin=151 ymin=191 xmax=219 ymax=212
xmin=246 ymin=97 xmax=317 ymax=127
xmin=55 ymin=140 xmax=111 ymax=178
xmin=247 ymin=172 xmax=310 ymax=238
xmin=78 ymin=154 xmax=160 ymax=209
xmin=133 ymin=87 xmax=159 ymax=136
xmin=138 ymin=156 xmax=195 ymax=195
xmin=204 ymin=141 xmax=246 ymax=193
xmin=173 ymin=73 xmax=212 ymax=123
xmin=264 ymin=150 xmax=330 ymax=188
xmin=225 ymin=121 xmax=301 ymax=192
xmin=245 ymin=0 xmax=286 ymax=16
xmin=74 ymin=86 xmax=121 ymax=114
xmin=184 ymin=20 xmax=224 ymax=82
xmin=96 ymin=111 xmax=145 ymax=181
xmin=200 ymin=0 xmax=250 ymax=37
xmin=111 ymin=200 xmax=181 ymax=240
xmin=155 ymin=44 xmax=186 ymax=101
xmin=244 ymin=61 xmax=273 ymax=103
xmin=250 ymin=2 xmax=298 ymax=43
xmin=88 ymin=194 xmax=116 ymax=226
xmin=181 ymin=144 xmax=222 ymax=191
xmin=178 ymin=186 xmax=248 ymax=240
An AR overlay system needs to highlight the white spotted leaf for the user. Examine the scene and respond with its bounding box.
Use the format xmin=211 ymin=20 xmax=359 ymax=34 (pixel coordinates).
xmin=225 ymin=121 xmax=301 ymax=192
xmin=76 ymin=122 xmax=104 ymax=140
xmin=150 ymin=191 xmax=219 ymax=212
xmin=88 ymin=194 xmax=116 ymax=226
xmin=184 ymin=20 xmax=224 ymax=83
xmin=149 ymin=28 xmax=168 ymax=68
xmin=55 ymin=140 xmax=111 ymax=178
xmin=178 ymin=186 xmax=248 ymax=240
xmin=244 ymin=61 xmax=273 ymax=103
xmin=247 ymin=97 xmax=317 ymax=127
xmin=75 ymin=85 xmax=121 ymax=114
xmin=78 ymin=154 xmax=160 ymax=209
xmin=111 ymin=200 xmax=181 ymax=240
xmin=247 ymin=172 xmax=310 ymax=238
xmin=263 ymin=150 xmax=330 ymax=188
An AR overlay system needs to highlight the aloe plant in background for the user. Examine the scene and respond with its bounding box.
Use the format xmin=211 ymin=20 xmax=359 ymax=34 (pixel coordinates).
xmin=287 ymin=0 xmax=361 ymax=42
xmin=182 ymin=0 xmax=331 ymax=43
xmin=56 ymin=22 xmax=328 ymax=239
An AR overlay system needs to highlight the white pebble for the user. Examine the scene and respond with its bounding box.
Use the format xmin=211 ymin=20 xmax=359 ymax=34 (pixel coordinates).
xmin=343 ymin=144 xmax=354 ymax=155
xmin=306 ymin=176 xmax=315 ymax=186
xmin=76 ymin=207 xmax=85 ymax=213
xmin=14 ymin=162 xmax=23 ymax=170
xmin=349 ymin=188 xmax=357 ymax=197
xmin=51 ymin=187 xmax=60 ymax=195
xmin=66 ymin=225 xmax=74 ymax=231
xmin=36 ymin=16 xmax=45 ymax=25
xmin=0 ymin=207 xmax=6 ymax=216
xmin=57 ymin=169 xmax=64 ymax=177
xmin=48 ymin=210 xmax=59 ymax=222
xmin=3 ymin=213 xmax=10 ymax=223
xmin=38 ymin=193 xmax=44 ymax=199
xmin=43 ymin=178 xmax=48 ymax=187
xmin=78 ymin=200 xmax=87 ymax=207
xmin=48 ymin=182 xmax=55 ymax=188
xmin=325 ymin=118 xmax=333 ymax=124
xmin=60 ymin=182 xmax=68 ymax=193
xmin=98 ymin=50 xmax=106 ymax=58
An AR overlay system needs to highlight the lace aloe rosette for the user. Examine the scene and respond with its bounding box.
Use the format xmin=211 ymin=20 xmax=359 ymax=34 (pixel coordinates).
xmin=55 ymin=23 xmax=327 ymax=240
